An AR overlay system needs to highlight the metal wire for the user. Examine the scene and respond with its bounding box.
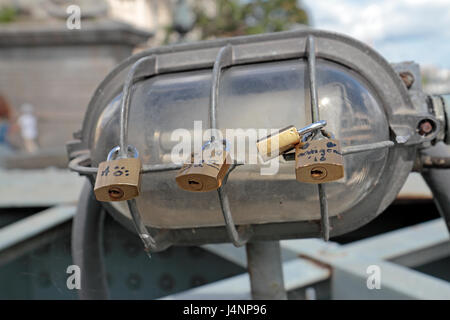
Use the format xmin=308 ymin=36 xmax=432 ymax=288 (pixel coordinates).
xmin=209 ymin=45 xmax=232 ymax=139
xmin=210 ymin=44 xmax=252 ymax=247
xmin=118 ymin=55 xmax=161 ymax=256
xmin=217 ymin=164 xmax=252 ymax=247
xmin=68 ymin=153 xmax=97 ymax=175
xmin=307 ymin=36 xmax=320 ymax=123
xmin=141 ymin=163 xmax=183 ymax=173
xmin=306 ymin=35 xmax=330 ymax=241
xmin=119 ymin=55 xmax=156 ymax=158
xmin=342 ymin=141 xmax=394 ymax=156
xmin=318 ymin=183 xmax=330 ymax=241
xmin=127 ymin=199 xmax=157 ymax=258
xmin=282 ymin=140 xmax=395 ymax=161
xmin=69 ymin=155 xmax=242 ymax=174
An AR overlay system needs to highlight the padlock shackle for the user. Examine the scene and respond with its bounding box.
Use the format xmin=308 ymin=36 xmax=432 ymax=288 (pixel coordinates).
xmin=202 ymin=139 xmax=231 ymax=152
xmin=107 ymin=145 xmax=139 ymax=161
xmin=297 ymin=120 xmax=327 ymax=136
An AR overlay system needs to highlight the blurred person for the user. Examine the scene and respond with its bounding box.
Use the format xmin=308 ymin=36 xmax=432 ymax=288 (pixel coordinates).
xmin=17 ymin=103 xmax=39 ymax=153
xmin=0 ymin=94 xmax=15 ymax=164
xmin=0 ymin=95 xmax=11 ymax=144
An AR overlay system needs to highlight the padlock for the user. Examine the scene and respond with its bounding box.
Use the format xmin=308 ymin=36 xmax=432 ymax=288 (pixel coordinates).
xmin=256 ymin=121 xmax=327 ymax=161
xmin=257 ymin=126 xmax=300 ymax=162
xmin=94 ymin=146 xmax=142 ymax=201
xmin=176 ymin=140 xmax=232 ymax=192
xmin=295 ymin=138 xmax=344 ymax=183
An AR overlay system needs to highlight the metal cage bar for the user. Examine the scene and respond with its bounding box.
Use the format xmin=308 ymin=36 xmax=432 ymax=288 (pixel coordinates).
xmin=119 ymin=55 xmax=157 ymax=158
xmin=306 ymin=35 xmax=330 ymax=241
xmin=117 ymin=55 xmax=163 ymax=255
xmin=209 ymin=45 xmax=253 ymax=247
xmin=69 ymin=141 xmax=396 ymax=174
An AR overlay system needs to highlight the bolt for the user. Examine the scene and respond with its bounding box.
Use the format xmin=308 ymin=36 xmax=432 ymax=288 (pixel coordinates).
xmin=418 ymin=119 xmax=434 ymax=136
xmin=159 ymin=273 xmax=175 ymax=291
xmin=108 ymin=187 xmax=124 ymax=200
xmin=399 ymin=71 xmax=414 ymax=89
xmin=126 ymin=273 xmax=142 ymax=290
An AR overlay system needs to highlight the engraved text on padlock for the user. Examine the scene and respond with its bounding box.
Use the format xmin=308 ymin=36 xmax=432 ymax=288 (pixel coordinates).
xmin=295 ymin=139 xmax=344 ymax=183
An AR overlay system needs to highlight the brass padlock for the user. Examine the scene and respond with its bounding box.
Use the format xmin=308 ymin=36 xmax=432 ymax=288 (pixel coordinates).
xmin=295 ymin=138 xmax=344 ymax=183
xmin=176 ymin=140 xmax=232 ymax=192
xmin=257 ymin=121 xmax=327 ymax=161
xmin=94 ymin=146 xmax=142 ymax=201
xmin=257 ymin=126 xmax=300 ymax=162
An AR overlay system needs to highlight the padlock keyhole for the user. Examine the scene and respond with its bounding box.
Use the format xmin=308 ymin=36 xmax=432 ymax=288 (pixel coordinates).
xmin=187 ymin=179 xmax=203 ymax=191
xmin=310 ymin=167 xmax=327 ymax=180
xmin=108 ymin=187 xmax=124 ymax=200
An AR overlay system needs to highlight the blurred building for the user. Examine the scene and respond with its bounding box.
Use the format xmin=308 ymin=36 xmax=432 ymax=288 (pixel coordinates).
xmin=0 ymin=0 xmax=153 ymax=161
xmin=107 ymin=0 xmax=172 ymax=46
xmin=421 ymin=65 xmax=450 ymax=95
xmin=0 ymin=0 xmax=307 ymax=165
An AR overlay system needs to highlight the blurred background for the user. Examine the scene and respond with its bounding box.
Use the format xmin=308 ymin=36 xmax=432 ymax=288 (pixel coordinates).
xmin=0 ymin=0 xmax=448 ymax=300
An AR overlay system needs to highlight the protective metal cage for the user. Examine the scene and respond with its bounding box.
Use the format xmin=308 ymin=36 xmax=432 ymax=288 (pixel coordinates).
xmin=68 ymin=29 xmax=442 ymax=250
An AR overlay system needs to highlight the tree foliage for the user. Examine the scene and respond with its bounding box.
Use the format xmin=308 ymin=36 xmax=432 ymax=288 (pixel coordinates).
xmin=166 ymin=0 xmax=309 ymax=43
xmin=195 ymin=0 xmax=308 ymax=39
xmin=0 ymin=6 xmax=16 ymax=23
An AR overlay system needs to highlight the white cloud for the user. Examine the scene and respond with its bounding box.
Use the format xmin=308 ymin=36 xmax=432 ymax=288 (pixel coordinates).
xmin=302 ymin=0 xmax=450 ymax=68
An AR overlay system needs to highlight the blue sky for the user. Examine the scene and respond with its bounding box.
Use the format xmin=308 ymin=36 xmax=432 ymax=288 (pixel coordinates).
xmin=302 ymin=0 xmax=450 ymax=69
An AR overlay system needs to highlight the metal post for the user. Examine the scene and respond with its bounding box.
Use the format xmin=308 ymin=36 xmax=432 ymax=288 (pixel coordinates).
xmin=421 ymin=143 xmax=450 ymax=234
xmin=72 ymin=180 xmax=109 ymax=300
xmin=246 ymin=241 xmax=287 ymax=300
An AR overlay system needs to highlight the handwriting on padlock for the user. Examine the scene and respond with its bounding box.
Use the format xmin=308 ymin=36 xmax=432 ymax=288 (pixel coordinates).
xmin=176 ymin=145 xmax=231 ymax=192
xmin=179 ymin=153 xmax=223 ymax=172
xmin=296 ymin=141 xmax=342 ymax=163
xmin=100 ymin=165 xmax=133 ymax=177
xmin=94 ymin=158 xmax=142 ymax=202
xmin=295 ymin=139 xmax=344 ymax=184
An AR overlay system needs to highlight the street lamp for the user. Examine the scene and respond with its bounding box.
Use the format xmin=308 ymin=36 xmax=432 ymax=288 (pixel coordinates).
xmin=67 ymin=29 xmax=450 ymax=299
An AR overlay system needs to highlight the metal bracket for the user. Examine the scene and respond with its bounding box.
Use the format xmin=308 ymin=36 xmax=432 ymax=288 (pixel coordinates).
xmin=432 ymin=94 xmax=450 ymax=145
xmin=390 ymin=114 xmax=441 ymax=145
